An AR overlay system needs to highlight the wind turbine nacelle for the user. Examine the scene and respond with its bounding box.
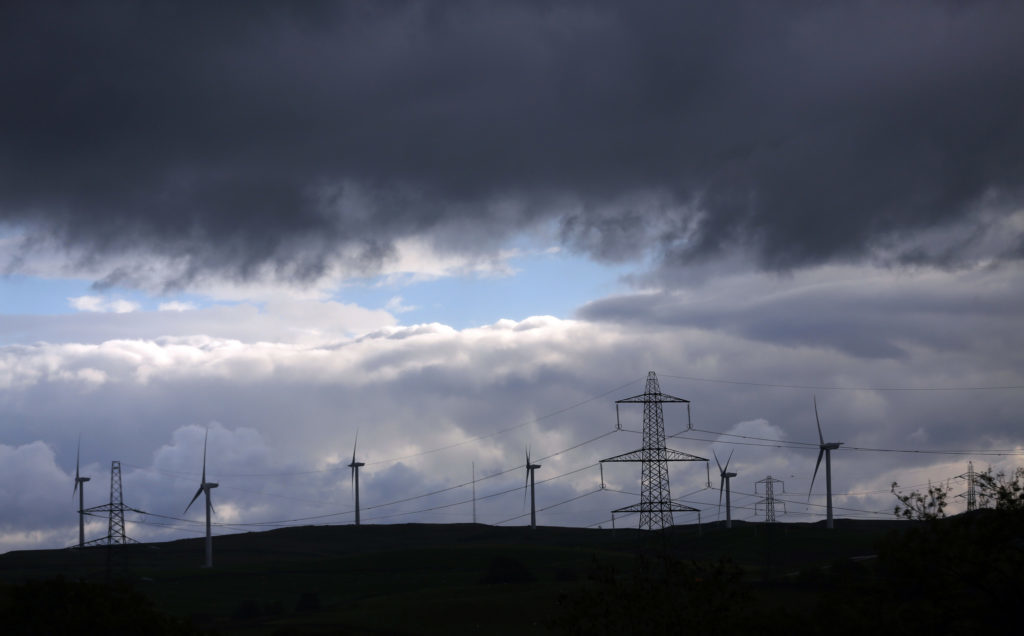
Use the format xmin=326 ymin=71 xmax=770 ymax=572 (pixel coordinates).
xmin=207 ymin=482 xmax=219 ymax=489
xmin=78 ymin=477 xmax=91 ymax=483
xmin=724 ymin=472 xmax=737 ymax=478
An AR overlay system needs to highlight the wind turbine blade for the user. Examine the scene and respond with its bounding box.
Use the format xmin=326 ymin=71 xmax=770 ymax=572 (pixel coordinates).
xmin=718 ymin=477 xmax=724 ymax=509
xmin=185 ymin=486 xmax=203 ymax=514
xmin=352 ymin=428 xmax=359 ymax=465
xmin=202 ymin=429 xmax=209 ymax=483
xmin=808 ymin=449 xmax=825 ymax=500
xmin=814 ymin=396 xmax=824 ymax=445
xmin=724 ymin=450 xmax=734 ymax=472
xmin=73 ymin=436 xmax=82 ymax=496
xmin=208 ymin=493 xmax=216 ymax=516
xmin=713 ymin=449 xmax=722 ymax=473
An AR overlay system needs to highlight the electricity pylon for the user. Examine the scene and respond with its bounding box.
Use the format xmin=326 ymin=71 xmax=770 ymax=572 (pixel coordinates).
xmin=600 ymin=371 xmax=707 ymax=530
xmin=755 ymin=476 xmax=786 ymax=523
xmin=82 ymin=461 xmax=138 ymax=545
xmin=957 ymin=461 xmax=978 ymax=512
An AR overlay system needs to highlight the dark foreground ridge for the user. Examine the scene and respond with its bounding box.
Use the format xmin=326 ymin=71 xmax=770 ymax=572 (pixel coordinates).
xmin=0 ymin=515 xmax=1018 ymax=634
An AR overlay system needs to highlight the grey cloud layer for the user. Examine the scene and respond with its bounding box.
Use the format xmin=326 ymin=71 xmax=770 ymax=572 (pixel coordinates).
xmin=2 ymin=293 xmax=1022 ymax=551
xmin=578 ymin=265 xmax=1024 ymax=362
xmin=2 ymin=1 xmax=1022 ymax=286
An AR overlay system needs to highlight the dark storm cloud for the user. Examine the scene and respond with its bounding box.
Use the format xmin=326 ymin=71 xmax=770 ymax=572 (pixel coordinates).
xmin=2 ymin=1 xmax=1023 ymax=284
xmin=578 ymin=266 xmax=1024 ymax=361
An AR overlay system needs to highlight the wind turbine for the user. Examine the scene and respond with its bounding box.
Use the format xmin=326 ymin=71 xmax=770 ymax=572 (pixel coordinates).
xmin=348 ymin=431 xmax=365 ymax=526
xmin=524 ymin=447 xmax=541 ymax=530
xmin=73 ymin=436 xmax=90 ymax=548
xmin=714 ymin=449 xmax=737 ymax=529
xmin=185 ymin=429 xmax=218 ymax=567
xmin=808 ymin=396 xmax=843 ymax=529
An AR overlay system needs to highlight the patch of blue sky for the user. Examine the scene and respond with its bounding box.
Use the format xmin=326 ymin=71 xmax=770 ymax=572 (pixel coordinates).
xmin=0 ymin=274 xmax=208 ymax=315
xmin=336 ymin=249 xmax=636 ymax=329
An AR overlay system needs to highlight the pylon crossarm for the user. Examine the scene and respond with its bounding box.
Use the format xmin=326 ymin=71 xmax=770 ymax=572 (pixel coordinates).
xmin=79 ymin=535 xmax=141 ymax=547
xmin=616 ymin=392 xmax=690 ymax=404
xmin=663 ymin=448 xmax=708 ymax=462
xmin=612 ymin=502 xmax=700 ymax=514
xmin=600 ymin=449 xmax=647 ymax=462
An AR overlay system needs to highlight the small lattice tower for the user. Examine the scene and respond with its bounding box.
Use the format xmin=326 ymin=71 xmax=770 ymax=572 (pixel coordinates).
xmin=958 ymin=461 xmax=977 ymax=512
xmin=107 ymin=461 xmax=128 ymax=544
xmin=601 ymin=371 xmax=706 ymax=530
xmin=82 ymin=460 xmax=137 ymax=545
xmin=756 ymin=476 xmax=786 ymax=523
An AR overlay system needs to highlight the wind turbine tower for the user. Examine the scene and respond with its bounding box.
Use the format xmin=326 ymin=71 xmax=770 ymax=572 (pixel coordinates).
xmin=73 ymin=438 xmax=91 ymax=548
xmin=600 ymin=371 xmax=707 ymax=530
xmin=524 ymin=448 xmax=541 ymax=529
xmin=349 ymin=432 xmax=366 ymax=526
xmin=185 ymin=430 xmax=218 ymax=568
xmin=808 ymin=396 xmax=843 ymax=529
xmin=714 ymin=450 xmax=738 ymax=529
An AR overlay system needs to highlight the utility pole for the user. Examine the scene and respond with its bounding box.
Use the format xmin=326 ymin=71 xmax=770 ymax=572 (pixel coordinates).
xmin=600 ymin=371 xmax=707 ymax=530
xmin=472 ymin=462 xmax=477 ymax=524
xmin=755 ymin=476 xmax=786 ymax=523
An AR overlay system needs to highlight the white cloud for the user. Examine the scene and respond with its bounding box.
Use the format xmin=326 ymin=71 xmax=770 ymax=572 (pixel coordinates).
xmin=2 ymin=262 xmax=1023 ymax=553
xmin=108 ymin=299 xmax=140 ymax=313
xmin=68 ymin=295 xmax=104 ymax=312
xmin=5 ymin=299 xmax=396 ymax=346
xmin=158 ymin=301 xmax=197 ymax=312
xmin=68 ymin=295 xmax=139 ymax=314
xmin=384 ymin=296 xmax=416 ymax=314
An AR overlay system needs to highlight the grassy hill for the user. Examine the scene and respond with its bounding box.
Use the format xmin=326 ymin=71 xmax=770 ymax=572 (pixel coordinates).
xmin=0 ymin=519 xmax=908 ymax=634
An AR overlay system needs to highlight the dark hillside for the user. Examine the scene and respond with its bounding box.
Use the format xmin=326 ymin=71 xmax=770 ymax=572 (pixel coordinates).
xmin=0 ymin=518 xmax=982 ymax=634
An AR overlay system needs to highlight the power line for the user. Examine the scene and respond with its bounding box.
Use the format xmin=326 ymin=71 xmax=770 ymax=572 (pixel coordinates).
xmin=681 ymin=427 xmax=1024 ymax=456
xmin=660 ymin=373 xmax=1024 ymax=392
xmin=123 ymin=378 xmax=641 ymax=480
xmin=184 ymin=440 xmax=607 ymax=530
xmin=363 ymin=378 xmax=640 ymax=467
xmin=494 ymin=488 xmax=603 ymax=526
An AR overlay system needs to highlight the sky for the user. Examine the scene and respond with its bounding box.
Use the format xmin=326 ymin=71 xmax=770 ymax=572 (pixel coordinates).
xmin=2 ymin=0 xmax=1024 ymax=553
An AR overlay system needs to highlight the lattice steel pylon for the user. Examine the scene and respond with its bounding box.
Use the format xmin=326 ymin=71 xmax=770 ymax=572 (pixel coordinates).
xmin=82 ymin=460 xmax=137 ymax=545
xmin=600 ymin=371 xmax=707 ymax=530
xmin=755 ymin=476 xmax=785 ymax=523
xmin=957 ymin=461 xmax=977 ymax=512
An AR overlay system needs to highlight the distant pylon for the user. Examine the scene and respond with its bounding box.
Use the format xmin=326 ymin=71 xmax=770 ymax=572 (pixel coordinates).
xmin=957 ymin=461 xmax=977 ymax=512
xmin=755 ymin=476 xmax=786 ymax=523
xmin=600 ymin=371 xmax=707 ymax=530
xmin=82 ymin=461 xmax=138 ymax=545
xmin=107 ymin=461 xmax=127 ymax=543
